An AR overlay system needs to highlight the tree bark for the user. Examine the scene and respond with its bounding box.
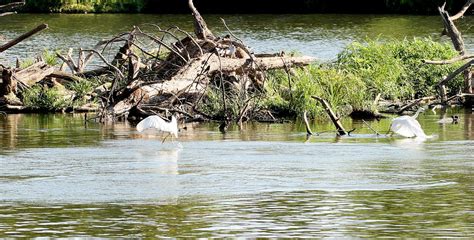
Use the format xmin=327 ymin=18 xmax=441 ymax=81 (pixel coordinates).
xmin=311 ymin=96 xmax=347 ymax=136
xmin=0 ymin=68 xmax=16 ymax=96
xmin=0 ymin=24 xmax=48 ymax=53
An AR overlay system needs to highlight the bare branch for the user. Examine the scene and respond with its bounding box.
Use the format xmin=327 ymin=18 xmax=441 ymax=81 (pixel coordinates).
xmin=188 ymin=0 xmax=215 ymax=40
xmin=438 ymin=59 xmax=474 ymax=86
xmin=0 ymin=1 xmax=25 ymax=12
xmin=423 ymin=54 xmax=474 ymax=65
xmin=450 ymin=0 xmax=474 ymax=21
xmin=0 ymin=24 xmax=48 ymax=53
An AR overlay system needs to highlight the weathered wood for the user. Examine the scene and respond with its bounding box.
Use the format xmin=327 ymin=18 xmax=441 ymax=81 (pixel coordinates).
xmin=0 ymin=12 xmax=15 ymax=17
xmin=48 ymin=70 xmax=85 ymax=83
xmin=14 ymin=61 xmax=55 ymax=86
xmin=147 ymin=54 xmax=315 ymax=95
xmin=398 ymin=96 xmax=436 ymax=113
xmin=437 ymin=59 xmax=474 ymax=86
xmin=1 ymin=68 xmax=16 ymax=96
xmin=188 ymin=0 xmax=215 ymax=40
xmin=108 ymin=54 xmax=315 ymax=117
xmin=439 ymin=6 xmax=466 ymax=55
xmin=440 ymin=85 xmax=448 ymax=103
xmin=423 ymin=54 xmax=474 ymax=65
xmin=0 ymin=1 xmax=25 ymax=12
xmin=303 ymin=111 xmax=313 ymax=135
xmin=311 ymin=96 xmax=347 ymax=136
xmin=0 ymin=24 xmax=48 ymax=53
xmin=450 ymin=0 xmax=474 ymax=21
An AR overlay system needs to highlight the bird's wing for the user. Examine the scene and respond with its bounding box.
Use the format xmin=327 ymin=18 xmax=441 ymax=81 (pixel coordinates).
xmin=406 ymin=118 xmax=426 ymax=138
xmin=136 ymin=115 xmax=167 ymax=132
xmin=391 ymin=117 xmax=416 ymax=138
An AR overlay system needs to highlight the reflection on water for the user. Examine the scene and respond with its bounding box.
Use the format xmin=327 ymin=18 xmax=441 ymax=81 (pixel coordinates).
xmin=0 ymin=111 xmax=473 ymax=237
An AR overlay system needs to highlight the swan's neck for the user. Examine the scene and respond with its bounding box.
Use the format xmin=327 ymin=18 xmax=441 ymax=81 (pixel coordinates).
xmin=412 ymin=108 xmax=423 ymax=119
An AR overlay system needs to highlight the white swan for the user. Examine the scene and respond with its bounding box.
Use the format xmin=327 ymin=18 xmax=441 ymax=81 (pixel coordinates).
xmin=390 ymin=107 xmax=426 ymax=138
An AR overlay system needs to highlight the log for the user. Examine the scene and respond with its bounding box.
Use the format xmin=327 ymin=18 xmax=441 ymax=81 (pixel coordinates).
xmin=423 ymin=54 xmax=474 ymax=65
xmin=0 ymin=24 xmax=48 ymax=53
xmin=109 ymin=54 xmax=315 ymax=116
xmin=0 ymin=12 xmax=15 ymax=17
xmin=0 ymin=68 xmax=15 ymax=96
xmin=450 ymin=0 xmax=474 ymax=21
xmin=311 ymin=96 xmax=347 ymax=136
xmin=398 ymin=96 xmax=436 ymax=114
xmin=14 ymin=61 xmax=55 ymax=86
xmin=439 ymin=6 xmax=466 ymax=55
xmin=48 ymin=70 xmax=85 ymax=83
xmin=437 ymin=59 xmax=474 ymax=86
xmin=0 ymin=1 xmax=25 ymax=12
xmin=303 ymin=111 xmax=313 ymax=135
xmin=142 ymin=54 xmax=314 ymax=97
xmin=188 ymin=0 xmax=215 ymax=40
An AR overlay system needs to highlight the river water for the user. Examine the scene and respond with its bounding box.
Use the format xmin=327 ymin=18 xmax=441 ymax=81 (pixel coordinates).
xmin=1 ymin=14 xmax=474 ymax=63
xmin=1 ymin=14 xmax=474 ymax=238
xmin=0 ymin=110 xmax=473 ymax=238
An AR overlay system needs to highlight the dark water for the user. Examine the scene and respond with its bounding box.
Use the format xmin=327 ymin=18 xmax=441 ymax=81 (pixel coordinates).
xmin=1 ymin=14 xmax=474 ymax=65
xmin=0 ymin=109 xmax=473 ymax=238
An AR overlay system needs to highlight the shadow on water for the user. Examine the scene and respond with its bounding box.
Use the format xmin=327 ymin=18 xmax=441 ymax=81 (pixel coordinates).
xmin=0 ymin=110 xmax=473 ymax=237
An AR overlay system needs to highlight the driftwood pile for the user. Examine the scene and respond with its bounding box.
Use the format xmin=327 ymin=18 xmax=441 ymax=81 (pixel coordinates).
xmin=0 ymin=0 xmax=314 ymax=126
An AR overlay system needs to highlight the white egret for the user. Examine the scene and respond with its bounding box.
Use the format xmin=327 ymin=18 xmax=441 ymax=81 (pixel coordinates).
xmin=389 ymin=107 xmax=426 ymax=138
xmin=137 ymin=115 xmax=178 ymax=142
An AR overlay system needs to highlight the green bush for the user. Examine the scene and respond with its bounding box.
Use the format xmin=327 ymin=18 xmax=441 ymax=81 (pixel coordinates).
xmin=22 ymin=85 xmax=72 ymax=111
xmin=65 ymin=78 xmax=101 ymax=107
xmin=264 ymin=38 xmax=464 ymax=119
xmin=336 ymin=38 xmax=463 ymax=99
xmin=265 ymin=66 xmax=368 ymax=118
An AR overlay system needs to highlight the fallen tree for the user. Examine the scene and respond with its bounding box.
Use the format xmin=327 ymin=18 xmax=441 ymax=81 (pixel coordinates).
xmin=0 ymin=0 xmax=315 ymax=126
xmin=90 ymin=0 xmax=316 ymax=124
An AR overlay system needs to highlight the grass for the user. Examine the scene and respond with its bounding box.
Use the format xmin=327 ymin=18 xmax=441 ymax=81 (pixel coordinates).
xmin=22 ymin=85 xmax=72 ymax=111
xmin=260 ymin=38 xmax=464 ymax=119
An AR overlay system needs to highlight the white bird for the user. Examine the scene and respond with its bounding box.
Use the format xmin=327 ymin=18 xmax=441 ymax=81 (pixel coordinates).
xmin=437 ymin=115 xmax=459 ymax=124
xmin=389 ymin=107 xmax=426 ymax=138
xmin=137 ymin=115 xmax=178 ymax=142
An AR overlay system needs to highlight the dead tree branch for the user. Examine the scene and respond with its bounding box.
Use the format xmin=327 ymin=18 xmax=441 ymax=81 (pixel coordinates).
xmin=311 ymin=96 xmax=347 ymax=136
xmin=450 ymin=0 xmax=474 ymax=21
xmin=0 ymin=24 xmax=48 ymax=53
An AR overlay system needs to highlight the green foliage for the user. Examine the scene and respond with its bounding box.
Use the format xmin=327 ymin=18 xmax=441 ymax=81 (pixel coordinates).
xmin=22 ymin=85 xmax=72 ymax=111
xmin=389 ymin=38 xmax=463 ymax=97
xmin=19 ymin=50 xmax=59 ymax=69
xmin=19 ymin=58 xmax=35 ymax=69
xmin=265 ymin=66 xmax=368 ymax=118
xmin=336 ymin=38 xmax=463 ymax=99
xmin=337 ymin=40 xmax=409 ymax=100
xmin=65 ymin=78 xmax=101 ymax=107
xmin=25 ymin=0 xmax=146 ymax=13
xmin=42 ymin=49 xmax=59 ymax=66
xmin=264 ymin=38 xmax=464 ymax=119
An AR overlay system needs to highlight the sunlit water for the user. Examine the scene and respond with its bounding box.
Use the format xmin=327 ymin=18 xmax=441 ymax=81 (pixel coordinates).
xmin=0 ymin=109 xmax=473 ymax=238
xmin=1 ymin=14 xmax=474 ymax=64
xmin=1 ymin=13 xmax=474 ymax=237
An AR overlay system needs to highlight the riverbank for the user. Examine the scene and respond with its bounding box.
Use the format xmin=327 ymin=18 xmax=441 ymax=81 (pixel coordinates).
xmin=16 ymin=0 xmax=469 ymax=14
